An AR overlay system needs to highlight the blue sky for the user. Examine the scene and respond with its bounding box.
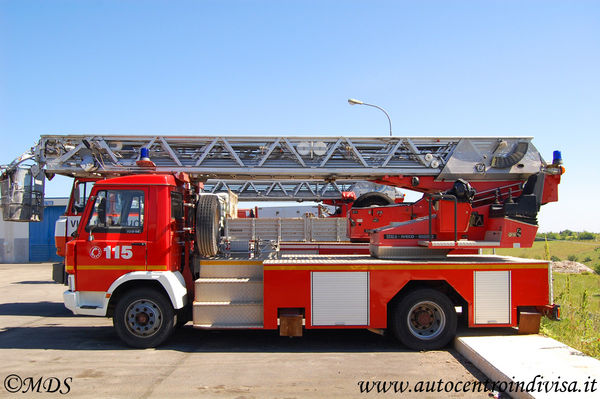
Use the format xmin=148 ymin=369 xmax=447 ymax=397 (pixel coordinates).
xmin=1 ymin=1 xmax=599 ymax=232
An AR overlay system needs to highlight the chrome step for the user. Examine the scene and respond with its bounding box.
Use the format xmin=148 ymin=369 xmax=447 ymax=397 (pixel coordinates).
xmin=194 ymin=278 xmax=263 ymax=302
xmin=193 ymin=301 xmax=263 ymax=326
xmin=198 ymin=259 xmax=264 ymax=279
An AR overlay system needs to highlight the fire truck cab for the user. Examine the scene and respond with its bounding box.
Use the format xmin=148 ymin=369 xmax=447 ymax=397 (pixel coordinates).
xmin=63 ymin=174 xmax=193 ymax=346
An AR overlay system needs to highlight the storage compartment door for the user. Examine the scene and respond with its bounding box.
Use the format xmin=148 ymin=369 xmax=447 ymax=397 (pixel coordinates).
xmin=311 ymin=272 xmax=369 ymax=326
xmin=474 ymin=270 xmax=511 ymax=324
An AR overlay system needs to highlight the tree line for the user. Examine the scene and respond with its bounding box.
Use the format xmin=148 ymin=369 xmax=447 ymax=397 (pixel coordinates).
xmin=536 ymin=231 xmax=597 ymax=241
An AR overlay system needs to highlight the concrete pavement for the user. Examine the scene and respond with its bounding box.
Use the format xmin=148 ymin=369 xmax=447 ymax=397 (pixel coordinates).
xmin=0 ymin=263 xmax=489 ymax=398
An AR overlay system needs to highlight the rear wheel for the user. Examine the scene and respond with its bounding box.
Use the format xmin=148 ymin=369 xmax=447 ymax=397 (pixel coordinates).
xmin=391 ymin=288 xmax=457 ymax=350
xmin=195 ymin=195 xmax=221 ymax=257
xmin=113 ymin=288 xmax=176 ymax=348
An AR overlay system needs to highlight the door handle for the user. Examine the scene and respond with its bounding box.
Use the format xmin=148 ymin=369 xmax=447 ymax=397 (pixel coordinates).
xmin=132 ymin=242 xmax=146 ymax=246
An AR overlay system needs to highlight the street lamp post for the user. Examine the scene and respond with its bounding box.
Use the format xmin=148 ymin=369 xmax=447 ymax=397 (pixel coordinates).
xmin=348 ymin=98 xmax=393 ymax=136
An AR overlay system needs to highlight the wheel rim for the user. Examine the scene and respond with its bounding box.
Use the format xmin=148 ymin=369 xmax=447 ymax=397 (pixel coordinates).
xmin=124 ymin=299 xmax=163 ymax=338
xmin=406 ymin=300 xmax=446 ymax=341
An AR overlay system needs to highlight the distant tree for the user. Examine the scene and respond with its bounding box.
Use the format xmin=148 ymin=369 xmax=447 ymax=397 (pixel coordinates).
xmin=545 ymin=232 xmax=559 ymax=240
xmin=551 ymin=255 xmax=561 ymax=262
xmin=567 ymin=254 xmax=578 ymax=262
xmin=583 ymin=256 xmax=592 ymax=263
xmin=560 ymin=230 xmax=575 ymax=239
xmin=578 ymin=231 xmax=595 ymax=240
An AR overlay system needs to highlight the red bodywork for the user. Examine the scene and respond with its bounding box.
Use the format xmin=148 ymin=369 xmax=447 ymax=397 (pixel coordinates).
xmin=262 ymin=257 xmax=551 ymax=329
xmin=349 ymin=172 xmax=562 ymax=253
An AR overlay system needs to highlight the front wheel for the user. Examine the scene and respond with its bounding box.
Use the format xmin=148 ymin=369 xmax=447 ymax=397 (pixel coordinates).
xmin=391 ymin=288 xmax=457 ymax=351
xmin=113 ymin=288 xmax=176 ymax=348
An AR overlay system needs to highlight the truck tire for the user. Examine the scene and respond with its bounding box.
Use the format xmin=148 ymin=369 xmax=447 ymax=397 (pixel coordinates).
xmin=195 ymin=195 xmax=221 ymax=257
xmin=391 ymin=288 xmax=457 ymax=351
xmin=352 ymin=192 xmax=394 ymax=208
xmin=113 ymin=288 xmax=176 ymax=348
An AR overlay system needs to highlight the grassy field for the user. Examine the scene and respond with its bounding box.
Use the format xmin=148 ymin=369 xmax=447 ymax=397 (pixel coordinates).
xmin=482 ymin=238 xmax=600 ymax=271
xmin=482 ymin=238 xmax=600 ymax=359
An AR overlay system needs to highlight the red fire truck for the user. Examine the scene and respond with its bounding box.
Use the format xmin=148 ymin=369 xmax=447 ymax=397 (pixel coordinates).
xmin=0 ymin=135 xmax=563 ymax=350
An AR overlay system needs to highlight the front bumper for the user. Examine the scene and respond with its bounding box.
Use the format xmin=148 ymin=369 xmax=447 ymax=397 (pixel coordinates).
xmin=63 ymin=290 xmax=107 ymax=316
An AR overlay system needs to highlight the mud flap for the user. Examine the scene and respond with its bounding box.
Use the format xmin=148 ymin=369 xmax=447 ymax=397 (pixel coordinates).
xmin=52 ymin=262 xmax=67 ymax=285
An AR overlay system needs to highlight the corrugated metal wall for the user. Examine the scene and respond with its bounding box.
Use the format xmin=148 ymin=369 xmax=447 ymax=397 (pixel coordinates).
xmin=28 ymin=205 xmax=64 ymax=262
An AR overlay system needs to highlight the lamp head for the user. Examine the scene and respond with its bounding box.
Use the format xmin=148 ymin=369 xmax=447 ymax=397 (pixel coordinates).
xmin=348 ymin=98 xmax=364 ymax=105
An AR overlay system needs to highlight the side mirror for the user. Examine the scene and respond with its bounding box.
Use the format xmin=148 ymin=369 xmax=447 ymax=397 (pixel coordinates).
xmin=88 ymin=224 xmax=95 ymax=242
xmin=72 ymin=185 xmax=80 ymax=205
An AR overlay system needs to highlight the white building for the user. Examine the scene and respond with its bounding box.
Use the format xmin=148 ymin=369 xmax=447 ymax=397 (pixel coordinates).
xmin=0 ymin=198 xmax=68 ymax=263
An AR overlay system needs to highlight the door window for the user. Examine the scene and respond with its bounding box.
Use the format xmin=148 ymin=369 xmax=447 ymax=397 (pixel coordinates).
xmin=86 ymin=190 xmax=144 ymax=234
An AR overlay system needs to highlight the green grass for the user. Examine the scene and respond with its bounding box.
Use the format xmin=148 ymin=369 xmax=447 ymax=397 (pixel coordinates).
xmin=540 ymin=273 xmax=600 ymax=359
xmin=481 ymin=238 xmax=600 ymax=271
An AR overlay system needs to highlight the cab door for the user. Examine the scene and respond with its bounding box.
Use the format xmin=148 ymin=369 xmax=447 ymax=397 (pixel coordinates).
xmin=75 ymin=188 xmax=148 ymax=292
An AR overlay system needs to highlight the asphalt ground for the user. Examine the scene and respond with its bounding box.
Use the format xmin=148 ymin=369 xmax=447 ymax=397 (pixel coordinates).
xmin=0 ymin=263 xmax=493 ymax=398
